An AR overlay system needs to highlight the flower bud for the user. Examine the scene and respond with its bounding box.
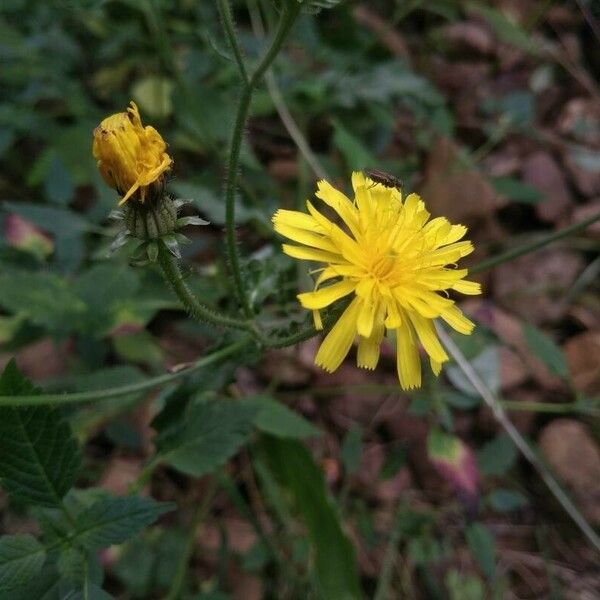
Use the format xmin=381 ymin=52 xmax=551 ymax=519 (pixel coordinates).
xmin=92 ymin=101 xmax=172 ymax=205
xmin=123 ymin=195 xmax=178 ymax=240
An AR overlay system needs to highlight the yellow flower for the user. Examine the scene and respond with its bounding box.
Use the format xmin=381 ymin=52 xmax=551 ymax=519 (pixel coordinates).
xmin=93 ymin=101 xmax=172 ymax=205
xmin=272 ymin=171 xmax=481 ymax=390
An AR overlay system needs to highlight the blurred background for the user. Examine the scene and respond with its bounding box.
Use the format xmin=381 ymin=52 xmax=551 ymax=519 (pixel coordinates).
xmin=1 ymin=0 xmax=600 ymax=598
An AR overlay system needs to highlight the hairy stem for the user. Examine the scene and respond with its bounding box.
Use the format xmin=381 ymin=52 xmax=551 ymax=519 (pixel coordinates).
xmin=222 ymin=1 xmax=301 ymax=317
xmin=157 ymin=240 xmax=255 ymax=331
xmin=0 ymin=339 xmax=252 ymax=406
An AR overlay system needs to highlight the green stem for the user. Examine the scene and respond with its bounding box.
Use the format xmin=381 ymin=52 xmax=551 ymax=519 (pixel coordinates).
xmin=470 ymin=209 xmax=600 ymax=275
xmin=157 ymin=240 xmax=255 ymax=331
xmin=163 ymin=479 xmax=219 ymax=600
xmin=216 ymin=0 xmax=250 ymax=84
xmin=0 ymin=339 xmax=251 ymax=407
xmin=223 ymin=1 xmax=301 ymax=317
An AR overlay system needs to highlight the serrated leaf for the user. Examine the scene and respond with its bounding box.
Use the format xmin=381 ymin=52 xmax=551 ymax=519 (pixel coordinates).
xmin=248 ymin=396 xmax=321 ymax=439
xmin=522 ymin=323 xmax=568 ymax=379
xmin=0 ymin=535 xmax=46 ymax=592
xmin=262 ymin=437 xmax=362 ymax=599
xmin=157 ymin=399 xmax=258 ymax=477
xmin=71 ymin=496 xmax=174 ymax=551
xmin=0 ymin=360 xmax=81 ymax=507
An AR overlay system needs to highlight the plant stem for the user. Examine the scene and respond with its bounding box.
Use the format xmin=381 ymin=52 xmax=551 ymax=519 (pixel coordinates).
xmin=163 ymin=479 xmax=219 ymax=600
xmin=469 ymin=209 xmax=600 ymax=275
xmin=437 ymin=324 xmax=600 ymax=554
xmin=247 ymin=0 xmax=328 ymax=180
xmin=216 ymin=0 xmax=250 ymax=84
xmin=157 ymin=240 xmax=255 ymax=332
xmin=222 ymin=1 xmax=301 ymax=318
xmin=0 ymin=339 xmax=252 ymax=407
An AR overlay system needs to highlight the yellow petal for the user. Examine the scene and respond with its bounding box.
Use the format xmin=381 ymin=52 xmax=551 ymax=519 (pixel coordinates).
xmin=274 ymin=221 xmax=339 ymax=253
xmin=298 ymin=280 xmax=355 ymax=309
xmin=313 ymin=310 xmax=323 ymax=331
xmin=396 ymin=321 xmax=421 ymax=390
xmin=357 ymin=320 xmax=385 ymax=369
xmin=315 ymin=298 xmax=361 ymax=372
xmin=282 ymin=244 xmax=342 ymax=263
xmin=452 ymin=279 xmax=481 ymax=295
xmin=315 ymin=180 xmax=360 ymax=236
xmin=356 ymin=294 xmax=378 ymax=338
xmin=409 ymin=312 xmax=448 ymax=364
xmin=441 ymin=304 xmax=475 ymax=335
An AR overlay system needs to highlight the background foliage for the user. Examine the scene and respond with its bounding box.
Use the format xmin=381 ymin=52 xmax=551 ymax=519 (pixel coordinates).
xmin=1 ymin=0 xmax=600 ymax=598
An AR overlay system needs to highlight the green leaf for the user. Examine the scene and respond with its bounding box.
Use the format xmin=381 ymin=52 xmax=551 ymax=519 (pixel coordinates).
xmin=70 ymin=495 xmax=174 ymax=550
xmin=522 ymin=323 xmax=569 ymax=379
xmin=157 ymin=399 xmax=258 ymax=477
xmin=0 ymin=360 xmax=81 ymax=507
xmin=447 ymin=346 xmax=500 ymax=397
xmin=490 ymin=177 xmax=544 ymax=204
xmin=477 ymin=434 xmax=518 ymax=477
xmin=341 ymin=426 xmax=363 ymax=476
xmin=488 ymin=489 xmax=528 ymax=512
xmin=466 ymin=523 xmax=496 ymax=579
xmin=0 ymin=269 xmax=86 ymax=334
xmin=262 ymin=437 xmax=362 ymax=599
xmin=248 ymin=396 xmax=321 ymax=439
xmin=0 ymin=535 xmax=46 ymax=593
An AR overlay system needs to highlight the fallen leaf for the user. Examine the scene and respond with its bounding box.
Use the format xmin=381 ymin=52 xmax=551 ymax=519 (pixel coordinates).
xmin=538 ymin=419 xmax=600 ymax=524
xmin=564 ymin=331 xmax=600 ymax=396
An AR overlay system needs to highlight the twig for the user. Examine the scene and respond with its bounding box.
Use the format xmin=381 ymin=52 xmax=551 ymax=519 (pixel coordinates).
xmin=436 ymin=324 xmax=600 ymax=554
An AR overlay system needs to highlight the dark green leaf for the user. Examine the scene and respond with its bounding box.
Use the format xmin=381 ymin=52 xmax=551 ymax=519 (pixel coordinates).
xmin=0 ymin=535 xmax=46 ymax=593
xmin=477 ymin=434 xmax=518 ymax=477
xmin=262 ymin=437 xmax=362 ymax=599
xmin=522 ymin=323 xmax=569 ymax=379
xmin=71 ymin=496 xmax=173 ymax=550
xmin=157 ymin=399 xmax=258 ymax=477
xmin=0 ymin=360 xmax=81 ymax=507
xmin=490 ymin=177 xmax=544 ymax=204
xmin=248 ymin=396 xmax=321 ymax=439
xmin=466 ymin=523 xmax=496 ymax=579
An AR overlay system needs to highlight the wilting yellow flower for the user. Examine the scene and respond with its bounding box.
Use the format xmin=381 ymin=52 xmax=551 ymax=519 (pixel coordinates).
xmin=272 ymin=171 xmax=481 ymax=390
xmin=93 ymin=101 xmax=172 ymax=205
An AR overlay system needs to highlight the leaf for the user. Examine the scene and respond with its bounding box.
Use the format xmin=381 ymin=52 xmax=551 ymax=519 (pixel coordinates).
xmin=0 ymin=360 xmax=81 ymax=507
xmin=0 ymin=269 xmax=87 ymax=334
xmin=490 ymin=177 xmax=544 ymax=204
xmin=466 ymin=523 xmax=496 ymax=579
xmin=477 ymin=434 xmax=518 ymax=477
xmin=262 ymin=437 xmax=362 ymax=599
xmin=522 ymin=323 xmax=569 ymax=379
xmin=71 ymin=496 xmax=174 ymax=550
xmin=488 ymin=489 xmax=528 ymax=512
xmin=447 ymin=346 xmax=500 ymax=397
xmin=0 ymin=535 xmax=46 ymax=593
xmin=157 ymin=399 xmax=258 ymax=477
xmin=248 ymin=396 xmax=321 ymax=439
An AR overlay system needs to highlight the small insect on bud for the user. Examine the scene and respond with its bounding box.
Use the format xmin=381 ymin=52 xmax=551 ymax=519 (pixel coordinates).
xmin=364 ymin=169 xmax=403 ymax=191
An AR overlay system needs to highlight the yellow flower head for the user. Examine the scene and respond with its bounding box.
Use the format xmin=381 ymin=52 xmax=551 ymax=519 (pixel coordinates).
xmin=272 ymin=171 xmax=482 ymax=390
xmin=93 ymin=101 xmax=172 ymax=205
